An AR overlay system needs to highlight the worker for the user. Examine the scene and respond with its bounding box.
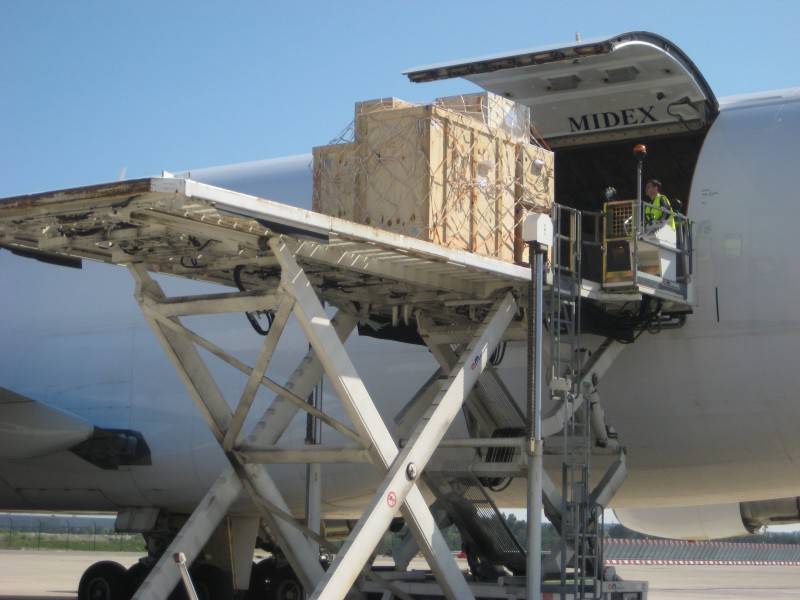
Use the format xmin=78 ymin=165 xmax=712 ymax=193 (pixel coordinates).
xmin=644 ymin=178 xmax=676 ymax=230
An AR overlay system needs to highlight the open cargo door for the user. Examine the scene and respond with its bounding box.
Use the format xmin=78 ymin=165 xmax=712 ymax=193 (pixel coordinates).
xmin=406 ymin=32 xmax=718 ymax=147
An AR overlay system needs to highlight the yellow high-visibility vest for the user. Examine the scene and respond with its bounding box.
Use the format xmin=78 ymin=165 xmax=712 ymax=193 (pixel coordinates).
xmin=645 ymin=193 xmax=676 ymax=230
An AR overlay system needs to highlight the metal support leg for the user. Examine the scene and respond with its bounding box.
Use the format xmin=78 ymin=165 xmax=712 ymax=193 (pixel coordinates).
xmin=273 ymin=237 xmax=504 ymax=600
xmin=306 ymin=384 xmax=322 ymax=557
xmin=128 ymin=265 xmax=356 ymax=599
xmin=306 ymin=462 xmax=322 ymax=557
xmin=527 ymin=245 xmax=545 ymax=600
xmin=310 ymin=290 xmax=513 ymax=599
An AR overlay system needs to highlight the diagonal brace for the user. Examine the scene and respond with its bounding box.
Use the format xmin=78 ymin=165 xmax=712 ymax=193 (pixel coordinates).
xmin=223 ymin=294 xmax=294 ymax=451
xmin=128 ymin=265 xmax=355 ymax=598
xmin=272 ymin=232 xmax=516 ymax=600
xmin=273 ymin=237 xmax=480 ymax=600
xmin=310 ymin=293 xmax=517 ymax=599
xmin=140 ymin=308 xmax=362 ymax=444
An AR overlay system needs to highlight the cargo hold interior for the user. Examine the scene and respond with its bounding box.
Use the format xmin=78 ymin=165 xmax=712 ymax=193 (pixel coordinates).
xmin=552 ymin=127 xmax=709 ymax=283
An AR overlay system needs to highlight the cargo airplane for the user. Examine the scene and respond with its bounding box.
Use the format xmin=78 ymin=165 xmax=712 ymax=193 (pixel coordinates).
xmin=1 ymin=31 xmax=799 ymax=599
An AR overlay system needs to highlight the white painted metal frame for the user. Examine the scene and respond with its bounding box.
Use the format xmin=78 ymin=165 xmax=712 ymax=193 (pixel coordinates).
xmin=541 ymin=339 xmax=625 ymax=438
xmin=125 ymin=237 xmax=518 ymax=600
xmin=271 ymin=237 xmax=516 ymax=599
xmin=129 ymin=264 xmax=359 ymax=599
xmin=0 ymin=177 xmax=536 ymax=598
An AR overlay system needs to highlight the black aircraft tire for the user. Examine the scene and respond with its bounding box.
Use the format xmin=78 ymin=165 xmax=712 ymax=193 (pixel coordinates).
xmin=247 ymin=557 xmax=277 ymax=599
xmin=125 ymin=561 xmax=150 ymax=598
xmin=167 ymin=563 xmax=233 ymax=600
xmin=192 ymin=564 xmax=233 ymax=600
xmin=78 ymin=561 xmax=129 ymax=600
xmin=175 ymin=563 xmax=234 ymax=600
xmin=272 ymin=565 xmax=304 ymax=600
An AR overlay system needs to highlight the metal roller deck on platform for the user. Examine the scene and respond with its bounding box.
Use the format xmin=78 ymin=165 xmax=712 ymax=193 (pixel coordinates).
xmin=0 ymin=177 xmax=534 ymax=318
xmin=0 ymin=177 xmax=674 ymax=317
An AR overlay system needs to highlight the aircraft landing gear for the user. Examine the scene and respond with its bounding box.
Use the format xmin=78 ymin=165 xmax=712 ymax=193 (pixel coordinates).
xmin=125 ymin=561 xmax=151 ymax=596
xmin=77 ymin=561 xmax=129 ymax=600
xmin=168 ymin=564 xmax=232 ymax=600
xmin=271 ymin=565 xmax=303 ymax=600
xmin=78 ymin=558 xmax=234 ymax=600
xmin=247 ymin=556 xmax=305 ymax=600
xmin=247 ymin=557 xmax=276 ymax=599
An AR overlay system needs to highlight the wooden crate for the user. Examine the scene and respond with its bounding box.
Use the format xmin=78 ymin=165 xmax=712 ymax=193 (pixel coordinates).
xmin=313 ymin=99 xmax=553 ymax=263
xmin=435 ymin=92 xmax=531 ymax=142
xmin=312 ymin=143 xmax=360 ymax=220
xmin=354 ymin=98 xmax=418 ymax=139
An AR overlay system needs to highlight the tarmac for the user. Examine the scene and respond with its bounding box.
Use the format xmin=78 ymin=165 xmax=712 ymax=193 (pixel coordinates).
xmin=3 ymin=550 xmax=800 ymax=598
xmin=0 ymin=550 xmax=139 ymax=599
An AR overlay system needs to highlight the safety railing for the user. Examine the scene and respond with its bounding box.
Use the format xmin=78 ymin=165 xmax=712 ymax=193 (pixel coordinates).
xmin=605 ymin=538 xmax=800 ymax=564
xmin=602 ymin=199 xmax=693 ymax=301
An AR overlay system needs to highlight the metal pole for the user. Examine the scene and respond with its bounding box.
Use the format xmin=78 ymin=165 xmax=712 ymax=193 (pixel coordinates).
xmin=306 ymin=382 xmax=322 ymax=558
xmin=636 ymin=157 xmax=643 ymax=206
xmin=633 ymin=145 xmax=647 ymax=280
xmin=526 ymin=243 xmax=544 ymax=600
xmin=634 ymin=143 xmax=647 ymax=241
xmin=174 ymin=553 xmax=200 ymax=600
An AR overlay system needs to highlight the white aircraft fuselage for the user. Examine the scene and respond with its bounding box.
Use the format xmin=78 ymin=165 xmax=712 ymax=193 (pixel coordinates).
xmin=1 ymin=62 xmax=799 ymax=539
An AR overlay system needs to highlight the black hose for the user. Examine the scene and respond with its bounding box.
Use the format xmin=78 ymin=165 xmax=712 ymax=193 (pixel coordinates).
xmin=233 ymin=265 xmax=274 ymax=336
xmin=489 ymin=341 xmax=507 ymax=366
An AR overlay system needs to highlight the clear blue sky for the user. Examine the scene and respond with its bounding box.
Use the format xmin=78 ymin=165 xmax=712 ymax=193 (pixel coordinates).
xmin=1 ymin=0 xmax=797 ymax=197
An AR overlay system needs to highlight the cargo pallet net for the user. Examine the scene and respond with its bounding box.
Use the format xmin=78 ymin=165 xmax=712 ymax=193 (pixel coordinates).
xmin=313 ymin=92 xmax=554 ymax=264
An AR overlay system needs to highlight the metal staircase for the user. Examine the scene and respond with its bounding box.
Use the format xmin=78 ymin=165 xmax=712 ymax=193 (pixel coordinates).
xmin=550 ymin=205 xmax=604 ymax=599
xmin=422 ymin=205 xmax=610 ymax=597
xmin=386 ymin=203 xmax=641 ymax=597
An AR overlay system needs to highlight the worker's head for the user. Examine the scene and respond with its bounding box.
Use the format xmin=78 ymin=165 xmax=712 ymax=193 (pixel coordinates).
xmin=645 ymin=178 xmax=662 ymax=200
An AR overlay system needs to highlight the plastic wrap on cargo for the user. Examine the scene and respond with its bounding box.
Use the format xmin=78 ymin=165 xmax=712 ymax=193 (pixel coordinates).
xmin=435 ymin=92 xmax=531 ymax=143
